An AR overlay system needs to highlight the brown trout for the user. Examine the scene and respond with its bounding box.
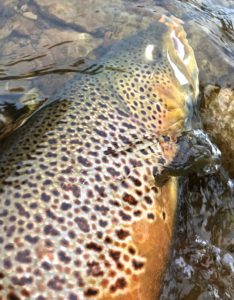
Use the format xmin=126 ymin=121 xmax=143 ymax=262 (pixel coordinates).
xmin=0 ymin=16 xmax=198 ymax=300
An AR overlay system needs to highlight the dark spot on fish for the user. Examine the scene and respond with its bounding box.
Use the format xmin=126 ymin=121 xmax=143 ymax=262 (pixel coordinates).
xmin=147 ymin=213 xmax=155 ymax=220
xmin=109 ymin=250 xmax=121 ymax=262
xmin=48 ymin=138 xmax=57 ymax=144
xmin=84 ymin=288 xmax=99 ymax=297
xmin=128 ymin=246 xmax=136 ymax=255
xmin=43 ymin=224 xmax=60 ymax=236
xmin=71 ymin=185 xmax=80 ymax=197
xmin=24 ymin=235 xmax=39 ymax=244
xmin=15 ymin=250 xmax=32 ymax=264
xmin=116 ymin=229 xmax=129 ymax=240
xmin=41 ymin=192 xmax=50 ymax=202
xmin=99 ymin=220 xmax=108 ymax=227
xmin=47 ymin=276 xmax=64 ymax=291
xmin=144 ymin=195 xmax=153 ymax=205
xmin=107 ymin=167 xmax=120 ymax=177
xmin=132 ymin=259 xmax=144 ymax=270
xmin=69 ymin=293 xmax=79 ymax=300
xmin=86 ymin=242 xmax=102 ymax=252
xmin=60 ymin=202 xmax=72 ymax=211
xmin=101 ymin=95 xmax=109 ymax=100
xmin=94 ymin=129 xmax=107 ymax=138
xmin=7 ymin=293 xmax=20 ymax=300
xmin=68 ymin=230 xmax=76 ymax=239
xmin=41 ymin=261 xmax=52 ymax=271
xmin=87 ymin=261 xmax=104 ymax=277
xmin=129 ymin=176 xmax=142 ymax=186
xmin=134 ymin=210 xmax=142 ymax=217
xmin=11 ymin=275 xmax=33 ymax=285
xmin=104 ymin=236 xmax=112 ymax=244
xmin=21 ymin=289 xmax=30 ymax=297
xmin=119 ymin=210 xmax=131 ymax=221
xmin=77 ymin=156 xmax=92 ymax=167
xmin=58 ymin=251 xmax=71 ymax=263
xmin=122 ymin=193 xmax=137 ymax=206
xmin=156 ymin=104 xmax=161 ymax=112
xmin=5 ymin=243 xmax=14 ymax=251
xmin=36 ymin=296 xmax=46 ymax=300
xmin=3 ymin=259 xmax=12 ymax=269
xmin=110 ymin=277 xmax=127 ymax=292
xmin=75 ymin=217 xmax=90 ymax=233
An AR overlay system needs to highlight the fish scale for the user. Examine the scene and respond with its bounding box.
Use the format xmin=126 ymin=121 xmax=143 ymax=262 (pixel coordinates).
xmin=0 ymin=16 xmax=198 ymax=300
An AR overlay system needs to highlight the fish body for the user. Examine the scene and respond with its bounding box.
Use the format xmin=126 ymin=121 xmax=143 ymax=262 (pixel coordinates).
xmin=0 ymin=16 xmax=198 ymax=300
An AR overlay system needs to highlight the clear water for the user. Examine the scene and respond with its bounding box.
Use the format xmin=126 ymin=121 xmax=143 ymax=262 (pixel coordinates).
xmin=0 ymin=0 xmax=233 ymax=299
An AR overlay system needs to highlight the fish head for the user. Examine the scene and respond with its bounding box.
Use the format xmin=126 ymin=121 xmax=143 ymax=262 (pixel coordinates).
xmin=104 ymin=15 xmax=199 ymax=135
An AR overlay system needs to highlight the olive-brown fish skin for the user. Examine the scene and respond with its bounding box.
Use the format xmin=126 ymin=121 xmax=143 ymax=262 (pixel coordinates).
xmin=0 ymin=16 xmax=198 ymax=300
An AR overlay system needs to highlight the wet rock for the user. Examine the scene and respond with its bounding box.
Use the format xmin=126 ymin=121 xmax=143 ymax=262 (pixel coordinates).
xmin=201 ymin=85 xmax=234 ymax=177
xmin=22 ymin=11 xmax=38 ymax=20
xmin=187 ymin=23 xmax=232 ymax=86
xmin=33 ymin=0 xmax=132 ymax=33
xmin=33 ymin=0 xmax=166 ymax=40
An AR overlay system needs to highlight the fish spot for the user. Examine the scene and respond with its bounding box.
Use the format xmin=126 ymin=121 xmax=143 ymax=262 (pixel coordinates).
xmin=47 ymin=276 xmax=65 ymax=291
xmin=122 ymin=193 xmax=137 ymax=206
xmin=84 ymin=288 xmax=99 ymax=297
xmin=3 ymin=258 xmax=12 ymax=269
xmin=60 ymin=202 xmax=72 ymax=211
xmin=94 ymin=129 xmax=107 ymax=138
xmin=119 ymin=210 xmax=131 ymax=221
xmin=144 ymin=195 xmax=153 ymax=205
xmin=132 ymin=259 xmax=144 ymax=270
xmin=110 ymin=277 xmax=127 ymax=292
xmin=116 ymin=229 xmax=129 ymax=240
xmin=69 ymin=293 xmax=79 ymax=300
xmin=86 ymin=242 xmax=102 ymax=252
xmin=128 ymin=246 xmax=136 ymax=255
xmin=75 ymin=217 xmax=90 ymax=233
xmin=21 ymin=289 xmax=30 ymax=297
xmin=147 ymin=213 xmax=155 ymax=220
xmin=7 ymin=293 xmax=20 ymax=300
xmin=41 ymin=192 xmax=50 ymax=202
xmin=36 ymin=296 xmax=46 ymax=300
xmin=99 ymin=220 xmax=108 ymax=227
xmin=15 ymin=250 xmax=32 ymax=264
xmin=109 ymin=250 xmax=121 ymax=263
xmin=156 ymin=104 xmax=161 ymax=112
xmin=129 ymin=176 xmax=142 ymax=187
xmin=58 ymin=251 xmax=71 ymax=264
xmin=87 ymin=261 xmax=104 ymax=277
xmin=11 ymin=276 xmax=33 ymax=285
xmin=77 ymin=156 xmax=92 ymax=167
xmin=107 ymin=167 xmax=120 ymax=177
xmin=41 ymin=261 xmax=52 ymax=271
xmin=71 ymin=185 xmax=80 ymax=197
xmin=43 ymin=224 xmax=60 ymax=236
xmin=24 ymin=235 xmax=39 ymax=244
